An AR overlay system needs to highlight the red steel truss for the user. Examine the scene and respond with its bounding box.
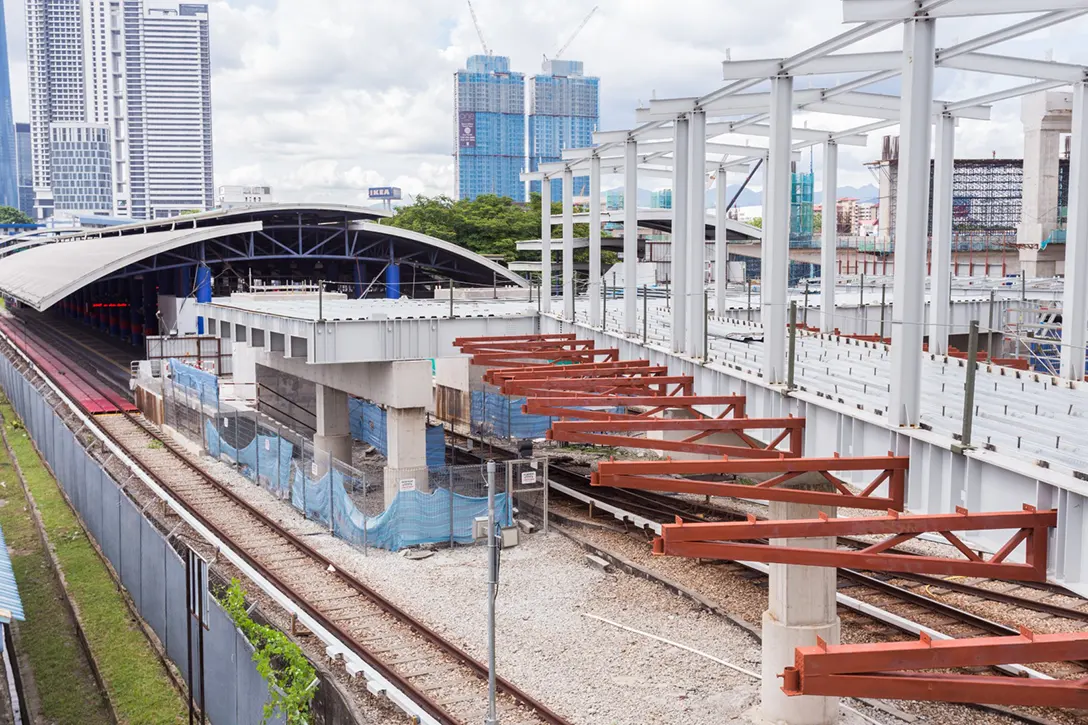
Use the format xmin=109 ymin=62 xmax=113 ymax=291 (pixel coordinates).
xmin=504 ymin=373 xmax=695 ymax=398
xmin=780 ymin=630 xmax=1088 ymax=708
xmin=523 ymin=394 xmax=747 ymax=421
xmin=453 ymin=334 xmax=618 ymax=367
xmin=654 ymin=505 xmax=1055 ymax=580
xmin=595 ymin=456 xmax=907 ymax=511
xmin=484 ymin=360 xmax=660 ymax=387
xmin=550 ymin=416 xmax=805 ymax=459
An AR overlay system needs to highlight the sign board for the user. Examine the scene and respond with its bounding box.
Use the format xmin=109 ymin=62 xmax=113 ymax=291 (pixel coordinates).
xmin=458 ymin=111 xmax=476 ymax=149
xmin=264 ymin=438 xmax=271 ymax=451
xmin=368 ymin=186 xmax=402 ymax=200
xmin=399 ymin=478 xmax=417 ymax=492
xmin=521 ymin=471 xmax=537 ymax=485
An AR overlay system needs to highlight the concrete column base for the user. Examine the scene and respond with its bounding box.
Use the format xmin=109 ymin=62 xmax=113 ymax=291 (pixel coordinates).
xmin=760 ymin=611 xmax=840 ymax=725
xmin=382 ymin=467 xmax=431 ymax=508
xmin=312 ymin=433 xmax=351 ymax=474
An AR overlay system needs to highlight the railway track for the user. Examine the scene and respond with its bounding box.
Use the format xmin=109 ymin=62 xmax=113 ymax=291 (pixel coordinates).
xmin=4 ymin=319 xmax=573 ymax=725
xmin=448 ymin=432 xmax=1088 ymax=684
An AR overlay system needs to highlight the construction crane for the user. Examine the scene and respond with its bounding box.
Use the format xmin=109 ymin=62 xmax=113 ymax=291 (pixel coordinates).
xmin=466 ymin=0 xmax=490 ymax=55
xmin=547 ymin=5 xmax=599 ymax=62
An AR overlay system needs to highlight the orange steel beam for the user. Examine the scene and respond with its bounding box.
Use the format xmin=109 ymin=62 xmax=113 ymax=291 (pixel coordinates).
xmin=550 ymin=416 xmax=805 ymax=459
xmin=503 ymin=375 xmax=695 ymax=397
xmin=781 ymin=630 xmax=1088 ymax=708
xmin=488 ymin=363 xmax=668 ymax=386
xmin=469 ymin=349 xmax=620 ymax=366
xmin=457 ymin=339 xmax=597 ymax=352
xmin=595 ymin=456 xmax=908 ymax=511
xmin=453 ymin=333 xmax=577 ymax=346
xmin=485 ymin=359 xmax=653 ymax=380
xmin=655 ymin=506 xmax=1054 ymax=581
xmin=523 ymin=397 xmax=746 ymax=423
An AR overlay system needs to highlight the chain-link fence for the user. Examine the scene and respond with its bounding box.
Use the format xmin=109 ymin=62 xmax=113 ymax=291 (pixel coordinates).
xmin=163 ymin=373 xmax=544 ymax=553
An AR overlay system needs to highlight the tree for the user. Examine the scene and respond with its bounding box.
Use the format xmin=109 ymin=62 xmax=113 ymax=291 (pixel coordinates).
xmin=385 ymin=193 xmax=617 ymax=265
xmin=813 ymin=211 xmax=822 ymax=234
xmin=0 ymin=207 xmax=32 ymax=225
xmin=750 ymin=217 xmax=762 ymax=229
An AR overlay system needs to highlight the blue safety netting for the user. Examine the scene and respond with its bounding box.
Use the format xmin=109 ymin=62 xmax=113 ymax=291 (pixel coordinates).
xmin=471 ymin=387 xmax=626 ymax=440
xmin=205 ymin=420 xmax=294 ymax=494
xmin=291 ymin=466 xmax=333 ymax=526
xmin=351 ymin=487 xmax=512 ymax=552
xmin=348 ymin=398 xmax=445 ymax=467
xmin=170 ymin=358 xmax=219 ymax=408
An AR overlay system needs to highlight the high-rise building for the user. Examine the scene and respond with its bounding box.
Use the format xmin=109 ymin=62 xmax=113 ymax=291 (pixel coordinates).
xmin=121 ymin=1 xmax=215 ymax=218
xmin=15 ymin=123 xmax=33 ymax=217
xmin=454 ymin=55 xmax=525 ymax=202
xmin=528 ymin=59 xmax=599 ymax=201
xmin=25 ymin=0 xmax=214 ymax=220
xmin=650 ymin=189 xmax=672 ymax=210
xmin=0 ymin=0 xmax=20 ymax=209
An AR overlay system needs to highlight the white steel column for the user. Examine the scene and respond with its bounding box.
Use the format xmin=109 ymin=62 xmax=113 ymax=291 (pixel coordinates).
xmin=715 ymin=164 xmax=729 ymax=317
xmin=929 ymin=113 xmax=956 ymax=355
xmin=889 ymin=18 xmax=936 ymax=426
xmin=540 ymin=174 xmax=552 ymax=313
xmin=589 ymin=153 xmax=603 ymax=328
xmin=820 ymin=142 xmax=838 ymax=332
xmin=671 ymin=116 xmax=690 ymax=353
xmin=763 ymin=75 xmax=793 ymax=383
xmin=624 ymin=137 xmax=639 ymax=335
xmin=562 ymin=168 xmax=575 ymax=321
xmin=688 ymin=109 xmax=707 ymax=357
xmin=1060 ymin=82 xmax=1088 ymax=380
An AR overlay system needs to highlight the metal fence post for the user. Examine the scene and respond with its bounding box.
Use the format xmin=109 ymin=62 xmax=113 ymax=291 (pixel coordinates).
xmin=255 ymin=416 xmax=261 ymax=486
xmin=449 ymin=466 xmax=455 ymax=548
xmin=302 ymin=444 xmax=308 ymax=519
xmin=642 ymin=285 xmax=648 ymax=343
xmin=960 ymin=320 xmax=980 ymax=449
xmin=788 ymin=300 xmax=798 ymax=391
xmin=879 ymin=283 xmax=887 ymax=341
xmin=485 ymin=460 xmax=498 ymax=725
xmin=449 ymin=278 xmax=455 ymax=320
xmin=362 ymin=469 xmax=368 ymax=556
xmin=803 ymin=280 xmax=810 ymax=327
xmin=988 ymin=288 xmax=996 ymax=363
xmin=602 ymin=279 xmax=608 ymax=328
xmin=747 ymin=278 xmax=753 ymax=323
xmin=860 ymin=273 xmax=865 ymax=332
xmin=328 ymin=450 xmax=334 ymax=533
xmin=506 ymin=460 xmax=513 ymax=523
xmin=233 ymin=408 xmax=240 ymax=466
xmin=542 ymin=457 xmax=549 ymax=535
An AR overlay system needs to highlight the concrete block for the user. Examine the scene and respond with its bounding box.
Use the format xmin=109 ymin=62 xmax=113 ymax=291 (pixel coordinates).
xmin=760 ymin=612 xmax=840 ymax=725
xmin=585 ymin=554 xmax=613 ymax=572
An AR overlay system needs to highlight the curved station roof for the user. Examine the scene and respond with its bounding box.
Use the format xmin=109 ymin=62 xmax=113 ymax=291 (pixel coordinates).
xmin=0 ymin=204 xmax=527 ymax=311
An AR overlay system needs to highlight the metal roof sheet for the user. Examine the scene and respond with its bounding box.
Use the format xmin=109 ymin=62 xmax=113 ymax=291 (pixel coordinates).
xmin=0 ymin=524 xmax=25 ymax=622
xmin=0 ymin=221 xmax=262 ymax=311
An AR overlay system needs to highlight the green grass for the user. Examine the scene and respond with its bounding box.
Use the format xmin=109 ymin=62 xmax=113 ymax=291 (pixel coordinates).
xmin=0 ymin=424 xmax=110 ymax=723
xmin=0 ymin=398 xmax=188 ymax=725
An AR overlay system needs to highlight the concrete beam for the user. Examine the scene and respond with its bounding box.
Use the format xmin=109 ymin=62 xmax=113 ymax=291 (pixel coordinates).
xmin=258 ymin=352 xmax=433 ymax=410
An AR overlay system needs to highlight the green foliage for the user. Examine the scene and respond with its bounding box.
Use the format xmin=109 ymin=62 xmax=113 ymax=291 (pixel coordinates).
xmin=813 ymin=211 xmax=822 ymax=234
xmin=749 ymin=217 xmax=762 ymax=229
xmin=0 ymin=206 xmax=32 ymax=225
xmin=385 ymin=193 xmax=606 ymax=265
xmin=222 ymin=579 xmax=316 ymax=725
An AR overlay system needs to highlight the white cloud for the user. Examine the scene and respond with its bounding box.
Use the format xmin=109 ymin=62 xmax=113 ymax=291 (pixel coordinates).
xmin=5 ymin=0 xmax=1088 ymax=203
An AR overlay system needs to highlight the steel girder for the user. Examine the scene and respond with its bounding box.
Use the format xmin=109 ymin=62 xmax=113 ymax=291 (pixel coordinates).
xmin=655 ymin=505 xmax=1055 ymax=580
xmin=453 ymin=334 xmax=619 ymax=367
xmin=781 ymin=630 xmax=1088 ymax=708
xmin=484 ymin=360 xmax=657 ymax=387
xmin=550 ymin=415 xmax=804 ymax=459
xmin=595 ymin=456 xmax=908 ymax=510
xmin=523 ymin=394 xmax=748 ymax=421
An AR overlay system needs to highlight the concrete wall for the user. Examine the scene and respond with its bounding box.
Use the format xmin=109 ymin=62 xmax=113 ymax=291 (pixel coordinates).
xmin=256 ymin=363 xmax=317 ymax=431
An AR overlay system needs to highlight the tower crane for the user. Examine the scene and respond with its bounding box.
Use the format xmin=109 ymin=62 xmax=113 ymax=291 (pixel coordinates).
xmin=545 ymin=5 xmax=599 ymax=63
xmin=466 ymin=0 xmax=490 ymax=55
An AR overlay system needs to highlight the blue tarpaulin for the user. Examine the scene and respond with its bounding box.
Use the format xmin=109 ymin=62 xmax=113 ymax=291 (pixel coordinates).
xmin=170 ymin=358 xmax=219 ymax=408
xmin=205 ymin=420 xmax=293 ymax=494
xmin=348 ymin=398 xmax=445 ymax=467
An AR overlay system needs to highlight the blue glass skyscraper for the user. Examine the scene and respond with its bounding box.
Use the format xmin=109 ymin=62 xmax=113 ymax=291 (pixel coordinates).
xmin=0 ymin=0 xmax=20 ymax=210
xmin=454 ymin=55 xmax=526 ymax=202
xmin=529 ymin=59 xmax=599 ymax=201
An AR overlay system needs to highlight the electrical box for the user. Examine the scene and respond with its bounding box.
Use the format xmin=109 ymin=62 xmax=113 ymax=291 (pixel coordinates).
xmin=472 ymin=516 xmax=489 ymax=540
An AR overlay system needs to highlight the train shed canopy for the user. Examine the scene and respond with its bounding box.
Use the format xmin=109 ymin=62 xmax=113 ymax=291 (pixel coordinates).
xmin=0 ymin=204 xmax=528 ymax=311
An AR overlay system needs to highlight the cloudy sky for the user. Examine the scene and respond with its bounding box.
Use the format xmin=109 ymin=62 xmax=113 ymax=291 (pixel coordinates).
xmin=5 ymin=0 xmax=1088 ymax=204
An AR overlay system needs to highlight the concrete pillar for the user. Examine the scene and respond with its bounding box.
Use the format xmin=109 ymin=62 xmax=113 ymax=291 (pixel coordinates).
xmin=671 ymin=115 xmax=690 ymax=354
xmin=589 ymin=153 xmax=602 ymax=327
xmin=563 ymin=168 xmax=575 ymax=321
xmin=624 ymin=137 xmax=639 ymax=335
xmin=1017 ymin=91 xmax=1071 ymax=256
xmin=715 ymin=165 xmax=729 ymax=320
xmin=688 ymin=109 xmax=707 ymax=358
xmin=889 ymin=17 xmax=935 ymax=426
xmin=540 ymin=173 xmax=552 ymax=313
xmin=195 ymin=265 xmax=212 ymax=335
xmin=313 ymin=384 xmax=351 ymax=474
xmin=929 ymin=113 xmax=956 ymax=356
xmin=820 ymin=142 xmax=838 ymax=332
xmin=383 ymin=406 xmax=429 ymax=506
xmin=763 ymin=75 xmax=793 ymax=383
xmin=761 ymin=502 xmax=840 ymax=725
xmin=1060 ymin=82 xmax=1088 ymax=381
